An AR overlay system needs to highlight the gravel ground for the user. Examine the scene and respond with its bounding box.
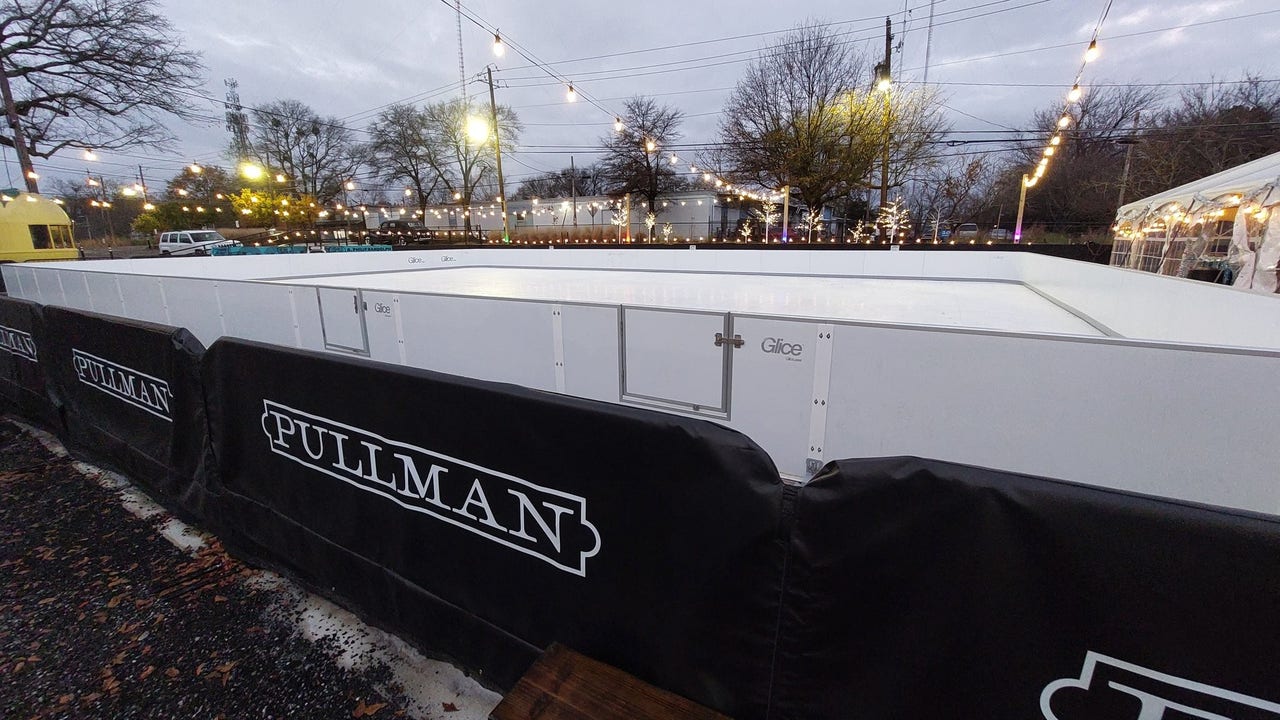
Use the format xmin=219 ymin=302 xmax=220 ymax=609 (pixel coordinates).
xmin=0 ymin=421 xmax=496 ymax=719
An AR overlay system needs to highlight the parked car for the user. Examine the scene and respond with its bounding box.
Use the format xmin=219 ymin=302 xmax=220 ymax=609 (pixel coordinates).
xmin=158 ymin=230 xmax=240 ymax=256
xmin=371 ymin=219 xmax=436 ymax=245
xmin=953 ymin=222 xmax=980 ymax=239
xmin=379 ymin=219 xmax=424 ymax=231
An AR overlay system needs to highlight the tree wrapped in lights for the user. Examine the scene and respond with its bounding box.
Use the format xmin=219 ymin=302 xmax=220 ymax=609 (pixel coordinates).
xmin=739 ymin=219 xmax=754 ymax=243
xmin=752 ymin=200 xmax=779 ymax=242
xmin=878 ymin=196 xmax=912 ymax=242
xmin=610 ymin=203 xmax=630 ymax=243
xmin=847 ymin=219 xmax=873 ymax=243
xmin=645 ymin=211 xmax=656 ymax=242
xmin=800 ymin=209 xmax=824 ymax=243
xmin=662 ymin=222 xmax=674 ymax=243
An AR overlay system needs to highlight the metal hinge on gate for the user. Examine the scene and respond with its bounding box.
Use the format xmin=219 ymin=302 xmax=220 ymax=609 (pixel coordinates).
xmin=714 ymin=332 xmax=744 ymax=348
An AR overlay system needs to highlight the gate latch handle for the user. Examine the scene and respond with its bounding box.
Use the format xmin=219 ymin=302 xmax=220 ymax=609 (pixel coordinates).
xmin=714 ymin=332 xmax=744 ymax=348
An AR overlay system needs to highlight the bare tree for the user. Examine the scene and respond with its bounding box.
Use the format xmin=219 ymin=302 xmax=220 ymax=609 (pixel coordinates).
xmin=418 ymin=98 xmax=520 ymax=238
xmin=1000 ymin=83 xmax=1161 ymax=233
xmin=598 ymin=96 xmax=687 ymax=212
xmin=1136 ymin=76 xmax=1280 ymax=196
xmin=908 ymin=154 xmax=1002 ymax=231
xmin=709 ymin=21 xmax=946 ymax=216
xmin=0 ymin=0 xmax=206 ymax=192
xmin=363 ymin=104 xmax=447 ymax=218
xmin=513 ymin=165 xmax=605 ymax=200
xmin=246 ymin=100 xmax=359 ymax=203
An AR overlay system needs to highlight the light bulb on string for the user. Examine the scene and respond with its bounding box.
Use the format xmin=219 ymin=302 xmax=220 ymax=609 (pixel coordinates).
xmin=614 ymin=117 xmax=623 ymax=132
xmin=1084 ymin=39 xmax=1099 ymax=62
xmin=1057 ymin=115 xmax=1071 ymax=129
xmin=492 ymin=32 xmax=504 ymax=57
xmin=1050 ymin=135 xmax=1062 ymax=146
xmin=1068 ymin=84 xmax=1082 ymax=102
xmin=566 ymin=84 xmax=577 ymax=102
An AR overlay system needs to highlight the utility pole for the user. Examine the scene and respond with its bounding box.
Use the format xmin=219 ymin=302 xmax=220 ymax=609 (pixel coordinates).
xmin=0 ymin=57 xmax=38 ymax=193
xmin=139 ymin=165 xmax=154 ymax=248
xmin=486 ymin=67 xmax=510 ymax=243
xmin=455 ymin=0 xmax=467 ymax=106
xmin=923 ymin=0 xmax=937 ymax=84
xmin=875 ymin=17 xmax=893 ymax=242
xmin=1116 ymin=111 xmax=1141 ymax=208
xmin=570 ymin=155 xmax=578 ymax=227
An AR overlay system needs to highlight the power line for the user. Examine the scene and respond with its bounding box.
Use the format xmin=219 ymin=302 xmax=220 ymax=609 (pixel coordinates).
xmin=496 ymin=0 xmax=1058 ymax=89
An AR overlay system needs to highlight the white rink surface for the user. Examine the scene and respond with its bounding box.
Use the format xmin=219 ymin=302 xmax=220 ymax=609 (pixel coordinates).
xmin=299 ymin=266 xmax=1103 ymax=335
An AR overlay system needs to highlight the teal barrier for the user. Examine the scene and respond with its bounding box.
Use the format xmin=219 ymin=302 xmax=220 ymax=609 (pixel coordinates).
xmin=209 ymin=245 xmax=308 ymax=256
xmin=322 ymin=244 xmax=393 ymax=253
xmin=209 ymin=244 xmax=392 ymax=256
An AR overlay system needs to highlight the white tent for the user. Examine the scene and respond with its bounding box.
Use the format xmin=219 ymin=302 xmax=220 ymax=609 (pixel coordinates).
xmin=1111 ymin=150 xmax=1280 ymax=293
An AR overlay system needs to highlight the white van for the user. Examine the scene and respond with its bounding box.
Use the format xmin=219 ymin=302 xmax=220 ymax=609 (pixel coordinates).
xmin=158 ymin=230 xmax=239 ymax=256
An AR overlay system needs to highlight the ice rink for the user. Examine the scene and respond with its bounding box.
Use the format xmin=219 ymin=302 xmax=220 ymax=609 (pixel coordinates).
xmin=298 ymin=266 xmax=1105 ymax=336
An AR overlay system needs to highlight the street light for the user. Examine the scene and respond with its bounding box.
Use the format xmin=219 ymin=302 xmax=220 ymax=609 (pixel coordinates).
xmin=240 ymin=163 xmax=264 ymax=181
xmin=342 ymin=180 xmax=356 ymax=244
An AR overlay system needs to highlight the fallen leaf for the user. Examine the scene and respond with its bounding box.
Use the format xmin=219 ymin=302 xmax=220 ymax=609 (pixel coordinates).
xmin=213 ymin=595 xmax=227 ymax=603
xmin=36 ymin=597 xmax=55 ymax=605
xmin=164 ymin=667 xmax=179 ymax=678
xmin=106 ymin=595 xmax=122 ymax=609
xmin=139 ymin=665 xmax=155 ymax=680
xmin=57 ymin=694 xmax=73 ymax=705
xmin=443 ymin=702 xmax=459 ymax=712
xmin=216 ymin=661 xmax=237 ymax=674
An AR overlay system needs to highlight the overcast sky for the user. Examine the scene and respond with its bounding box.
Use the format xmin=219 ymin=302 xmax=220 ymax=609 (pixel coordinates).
xmin=16 ymin=0 xmax=1280 ymax=193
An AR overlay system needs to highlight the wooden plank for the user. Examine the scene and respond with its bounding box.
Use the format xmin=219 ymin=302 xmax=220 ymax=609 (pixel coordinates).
xmin=490 ymin=643 xmax=731 ymax=720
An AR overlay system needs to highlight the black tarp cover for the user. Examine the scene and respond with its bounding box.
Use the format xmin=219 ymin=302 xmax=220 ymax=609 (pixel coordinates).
xmin=39 ymin=306 xmax=206 ymax=504
xmin=0 ymin=296 xmax=55 ymax=428
xmin=202 ymin=338 xmax=785 ymax=716
xmin=771 ymin=457 xmax=1280 ymax=720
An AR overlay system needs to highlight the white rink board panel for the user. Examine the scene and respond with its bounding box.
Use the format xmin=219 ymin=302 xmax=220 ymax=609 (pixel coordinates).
xmin=84 ymin=272 xmax=124 ymax=317
xmin=729 ymin=317 xmax=827 ymax=478
xmin=360 ymin=291 xmax=403 ymax=365
xmin=34 ymin=268 xmax=64 ymax=307
xmin=298 ymin=267 xmax=1103 ymax=336
xmin=218 ymin=282 xmax=299 ymax=347
xmin=622 ymin=307 xmax=728 ymax=413
xmin=160 ymin=279 xmax=225 ymax=347
xmin=823 ymin=324 xmax=1280 ymax=514
xmin=116 ymin=275 xmax=168 ymax=325
xmin=396 ymin=294 xmax=557 ymax=391
xmin=58 ymin=270 xmax=94 ymax=312
xmin=560 ymin=304 xmax=621 ymax=402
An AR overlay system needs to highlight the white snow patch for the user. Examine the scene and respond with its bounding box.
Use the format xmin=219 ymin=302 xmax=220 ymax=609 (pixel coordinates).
xmin=8 ymin=419 xmax=68 ymax=458
xmin=265 ymin=575 xmax=500 ymax=719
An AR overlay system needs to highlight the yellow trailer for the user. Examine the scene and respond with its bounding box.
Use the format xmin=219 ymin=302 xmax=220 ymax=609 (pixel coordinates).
xmin=0 ymin=190 xmax=80 ymax=262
